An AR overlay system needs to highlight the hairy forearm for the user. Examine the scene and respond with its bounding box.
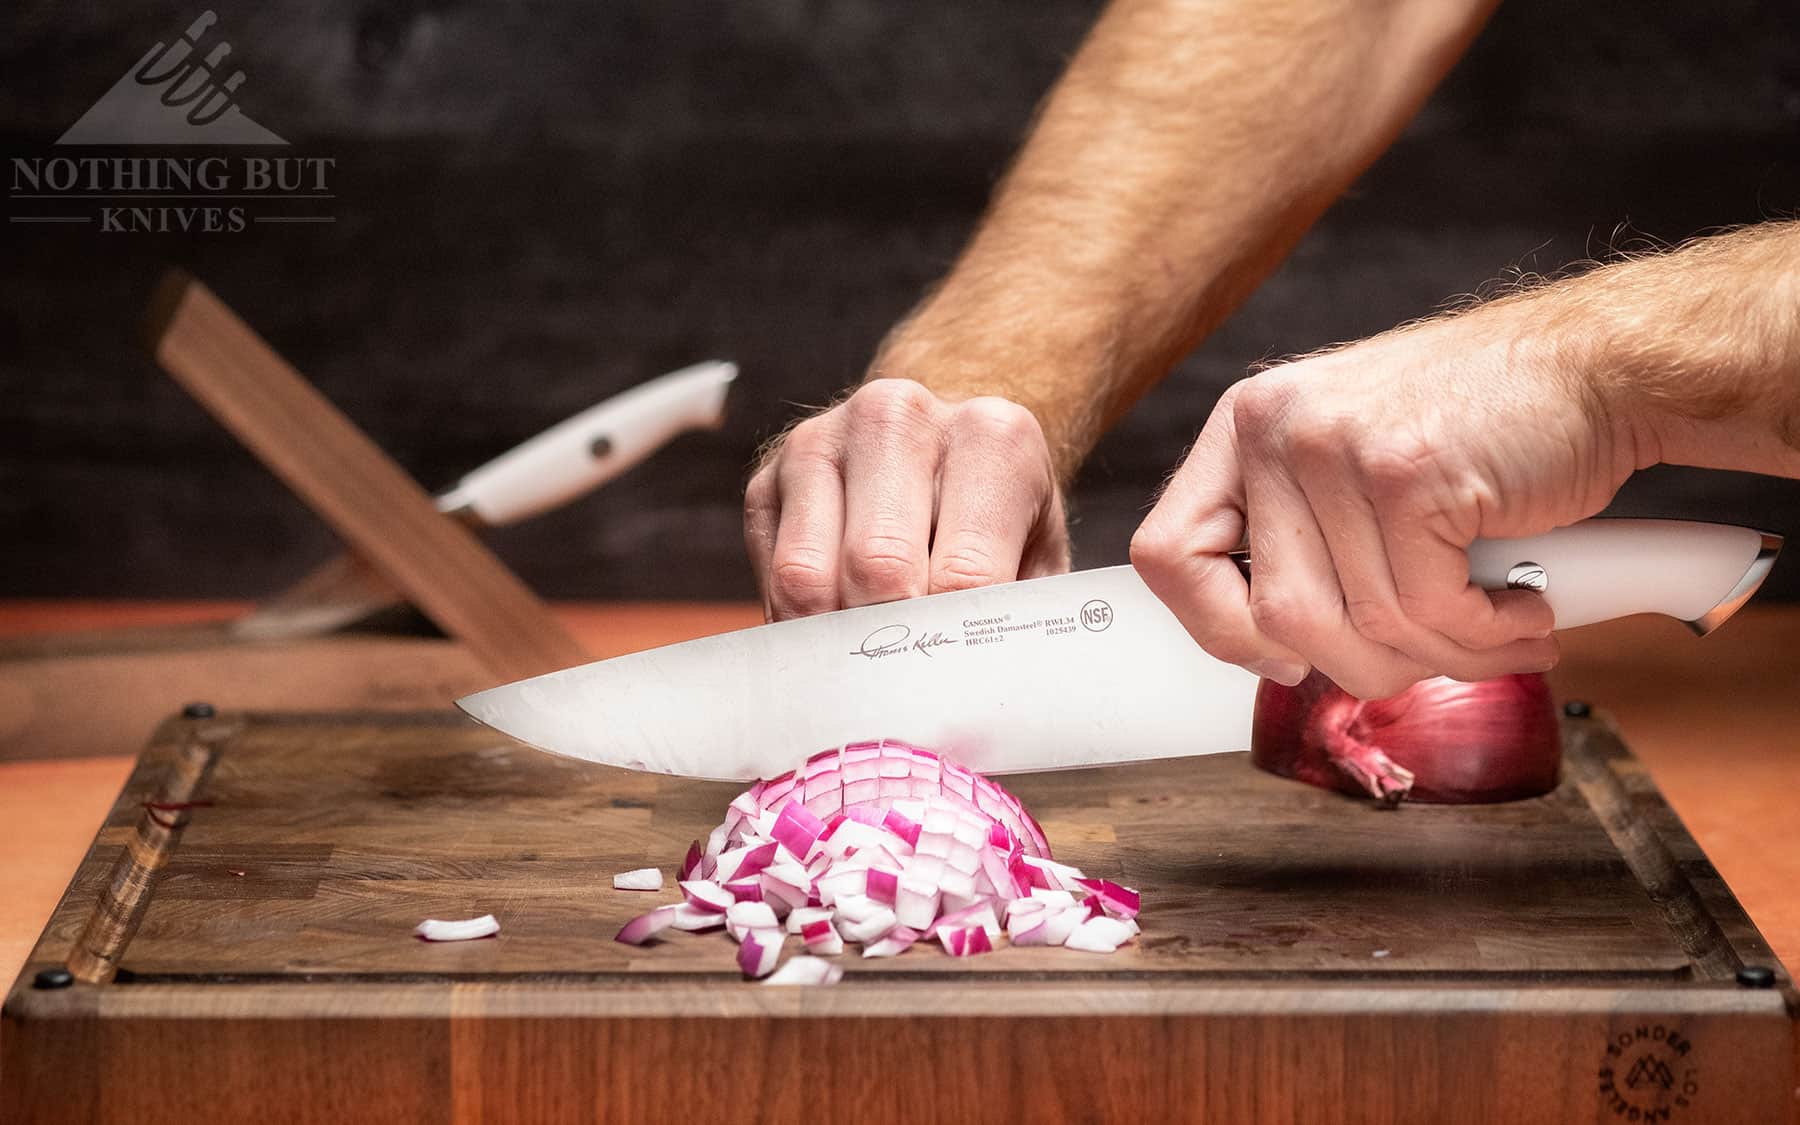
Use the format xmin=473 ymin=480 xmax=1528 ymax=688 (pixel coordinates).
xmin=870 ymin=0 xmax=1497 ymax=481
xmin=1554 ymin=222 xmax=1800 ymax=478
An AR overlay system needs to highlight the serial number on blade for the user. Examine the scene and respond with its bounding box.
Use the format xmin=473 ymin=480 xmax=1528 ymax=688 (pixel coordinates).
xmin=962 ymin=614 xmax=1080 ymax=646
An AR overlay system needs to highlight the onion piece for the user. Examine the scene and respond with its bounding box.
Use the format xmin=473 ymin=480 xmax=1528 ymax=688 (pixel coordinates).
xmin=1041 ymin=904 xmax=1086 ymax=946
xmin=1018 ymin=855 xmax=1084 ymax=892
xmin=815 ymin=866 xmax=868 ymax=907
xmin=414 ymin=914 xmax=498 ymax=942
xmin=832 ymin=893 xmax=884 ymax=925
xmin=714 ymin=841 xmax=779 ymax=884
xmin=837 ymin=906 xmax=899 ymax=944
xmin=1004 ymin=898 xmax=1047 ymax=925
xmin=671 ymin=904 xmax=727 ymax=932
xmin=613 ymin=867 xmax=664 ymax=892
xmin=801 ymin=918 xmax=845 ymax=955
xmin=724 ymin=879 xmax=764 ymax=903
xmin=882 ymin=809 xmax=921 ymax=848
xmin=786 ymin=906 xmax=833 ymax=934
xmin=614 ymin=905 xmax=677 ymax=946
xmin=764 ymin=955 xmax=844 ymax=986
xmin=771 ymin=801 xmax=827 ymax=860
xmin=938 ymin=926 xmax=994 ymax=957
xmin=737 ymin=928 xmax=784 ymax=979
xmin=1064 ymin=915 xmax=1136 ymax=953
xmin=862 ymin=926 xmax=921 ymax=958
xmin=1074 ymin=877 xmax=1140 ymax=920
xmin=725 ymin=900 xmax=780 ymax=941
xmin=678 ymin=842 xmax=703 ymax=882
xmin=679 ymin=879 xmax=734 ymax=913
xmin=934 ymin=901 xmax=1000 ymax=942
xmin=758 ymin=871 xmax=809 ymax=914
xmin=866 ymin=868 xmax=899 ymax=905
xmin=893 ymin=878 xmax=941 ymax=931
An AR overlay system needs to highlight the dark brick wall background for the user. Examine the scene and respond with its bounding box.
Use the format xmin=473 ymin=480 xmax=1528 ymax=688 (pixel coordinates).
xmin=4 ymin=1 xmax=1799 ymax=600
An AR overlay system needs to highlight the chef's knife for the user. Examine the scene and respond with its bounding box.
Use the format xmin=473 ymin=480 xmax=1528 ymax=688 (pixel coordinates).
xmin=0 ymin=361 xmax=737 ymax=661
xmin=457 ymin=518 xmax=1780 ymax=780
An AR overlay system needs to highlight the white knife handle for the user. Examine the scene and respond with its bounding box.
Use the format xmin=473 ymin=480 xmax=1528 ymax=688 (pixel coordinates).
xmin=1466 ymin=518 xmax=1781 ymax=634
xmin=435 ymin=360 xmax=738 ymax=527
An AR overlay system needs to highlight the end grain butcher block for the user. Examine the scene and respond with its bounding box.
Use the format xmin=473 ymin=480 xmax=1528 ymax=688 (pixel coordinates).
xmin=5 ymin=709 xmax=1795 ymax=1124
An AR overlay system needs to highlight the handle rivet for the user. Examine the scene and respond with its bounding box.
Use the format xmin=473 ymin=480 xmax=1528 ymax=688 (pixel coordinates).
xmin=588 ymin=435 xmax=613 ymax=459
xmin=1506 ymin=561 xmax=1548 ymax=593
xmin=1735 ymin=965 xmax=1776 ymax=989
xmin=182 ymin=701 xmax=215 ymax=719
xmin=33 ymin=967 xmax=73 ymax=990
xmin=1562 ymin=700 xmax=1591 ymax=719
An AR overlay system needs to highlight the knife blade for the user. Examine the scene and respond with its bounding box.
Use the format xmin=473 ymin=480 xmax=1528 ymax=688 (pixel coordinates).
xmin=457 ymin=518 xmax=1780 ymax=779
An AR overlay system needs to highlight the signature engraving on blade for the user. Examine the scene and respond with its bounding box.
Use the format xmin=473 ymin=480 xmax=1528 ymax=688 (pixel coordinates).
xmin=851 ymin=625 xmax=959 ymax=659
xmin=1596 ymin=1023 xmax=1699 ymax=1121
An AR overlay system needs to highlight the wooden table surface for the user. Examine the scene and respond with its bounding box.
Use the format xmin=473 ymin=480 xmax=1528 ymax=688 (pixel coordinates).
xmin=2 ymin=600 xmax=1796 ymax=990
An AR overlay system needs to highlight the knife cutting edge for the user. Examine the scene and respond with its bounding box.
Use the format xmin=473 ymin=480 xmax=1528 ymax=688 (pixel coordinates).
xmin=458 ymin=518 xmax=1781 ymax=780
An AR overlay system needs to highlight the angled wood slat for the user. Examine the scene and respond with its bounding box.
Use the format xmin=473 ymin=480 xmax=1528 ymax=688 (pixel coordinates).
xmin=144 ymin=271 xmax=587 ymax=684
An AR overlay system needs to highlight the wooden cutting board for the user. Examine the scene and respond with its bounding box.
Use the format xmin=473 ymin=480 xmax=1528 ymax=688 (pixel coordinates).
xmin=4 ymin=709 xmax=1795 ymax=1124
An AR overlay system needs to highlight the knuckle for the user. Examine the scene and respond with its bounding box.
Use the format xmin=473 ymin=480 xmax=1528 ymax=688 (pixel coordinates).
xmin=930 ymin=544 xmax=1008 ymax=592
xmin=769 ymin=551 xmax=836 ymax=613
xmin=1128 ymin=522 xmax=1182 ymax=579
xmin=743 ymin=471 xmax=776 ymax=520
xmin=1394 ymin=589 xmax=1482 ymax=641
xmin=1284 ymin=411 xmax=1348 ymax=470
xmin=1228 ymin=376 xmax=1297 ymax=438
xmin=952 ymin=397 xmax=1044 ymax=451
xmin=1247 ymin=587 xmax=1317 ymax=646
xmin=1337 ymin=668 xmax=1419 ymax=701
xmin=1184 ymin=613 xmax=1262 ymax=665
xmin=847 ymin=379 xmax=940 ymax=432
xmin=780 ymin=417 xmax=838 ymax=468
xmin=1355 ymin=435 xmax=1438 ymax=502
xmin=843 ymin=536 xmax=926 ymax=598
xmin=1343 ymin=595 xmax=1405 ymax=646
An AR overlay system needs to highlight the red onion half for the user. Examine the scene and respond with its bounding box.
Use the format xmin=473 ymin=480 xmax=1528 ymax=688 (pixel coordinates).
xmin=1251 ymin=672 xmax=1561 ymax=805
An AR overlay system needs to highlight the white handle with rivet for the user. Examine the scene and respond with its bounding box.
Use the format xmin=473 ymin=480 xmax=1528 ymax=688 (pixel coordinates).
xmin=1465 ymin=518 xmax=1781 ymax=634
xmin=436 ymin=360 xmax=738 ymax=526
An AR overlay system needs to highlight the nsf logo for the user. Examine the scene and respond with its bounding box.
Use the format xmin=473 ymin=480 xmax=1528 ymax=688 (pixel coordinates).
xmin=1080 ymin=599 xmax=1113 ymax=632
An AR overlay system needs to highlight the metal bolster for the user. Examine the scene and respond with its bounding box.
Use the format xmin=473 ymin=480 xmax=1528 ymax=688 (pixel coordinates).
xmin=1684 ymin=532 xmax=1783 ymax=637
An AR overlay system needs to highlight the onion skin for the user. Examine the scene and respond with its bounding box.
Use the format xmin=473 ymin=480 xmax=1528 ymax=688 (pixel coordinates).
xmin=1251 ymin=671 xmax=1562 ymax=805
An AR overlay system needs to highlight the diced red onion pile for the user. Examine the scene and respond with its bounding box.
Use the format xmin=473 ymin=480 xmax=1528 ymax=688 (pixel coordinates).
xmin=615 ymin=740 xmax=1140 ymax=982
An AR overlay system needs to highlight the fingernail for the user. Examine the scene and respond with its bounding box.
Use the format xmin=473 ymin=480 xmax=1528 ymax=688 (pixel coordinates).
xmin=1251 ymin=660 xmax=1310 ymax=687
